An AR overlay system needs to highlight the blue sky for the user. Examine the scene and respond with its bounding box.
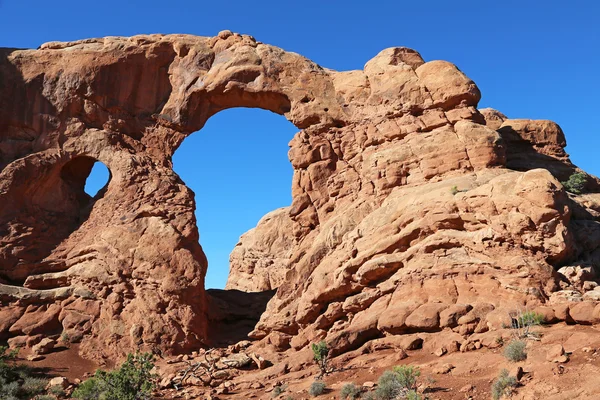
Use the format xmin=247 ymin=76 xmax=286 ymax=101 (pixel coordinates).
xmin=2 ymin=1 xmax=598 ymax=288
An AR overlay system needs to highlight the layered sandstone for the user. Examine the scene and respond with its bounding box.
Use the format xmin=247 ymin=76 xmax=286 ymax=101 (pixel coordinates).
xmin=0 ymin=32 xmax=599 ymax=361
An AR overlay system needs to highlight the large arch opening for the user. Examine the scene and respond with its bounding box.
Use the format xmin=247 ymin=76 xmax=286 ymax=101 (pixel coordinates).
xmin=174 ymin=107 xmax=298 ymax=345
xmin=1 ymin=157 xmax=112 ymax=286
xmin=84 ymin=161 xmax=110 ymax=199
xmin=173 ymin=107 xmax=298 ymax=290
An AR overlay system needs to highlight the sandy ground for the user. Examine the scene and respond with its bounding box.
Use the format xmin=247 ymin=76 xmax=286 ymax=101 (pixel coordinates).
xmin=15 ymin=323 xmax=600 ymax=399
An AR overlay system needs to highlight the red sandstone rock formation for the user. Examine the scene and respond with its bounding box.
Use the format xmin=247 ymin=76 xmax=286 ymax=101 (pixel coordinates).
xmin=226 ymin=207 xmax=297 ymax=292
xmin=1 ymin=31 xmax=599 ymax=361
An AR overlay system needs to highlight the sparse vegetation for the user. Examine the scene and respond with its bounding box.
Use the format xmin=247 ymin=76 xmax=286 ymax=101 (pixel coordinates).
xmin=309 ymin=380 xmax=327 ymax=397
xmin=49 ymin=384 xmax=66 ymax=397
xmin=450 ymin=185 xmax=459 ymax=195
xmin=60 ymin=332 xmax=71 ymax=345
xmin=0 ymin=381 xmax=19 ymax=400
xmin=375 ymin=365 xmax=421 ymax=399
xmin=375 ymin=370 xmax=401 ymax=400
xmin=341 ymin=382 xmax=361 ymax=399
xmin=21 ymin=377 xmax=47 ymax=396
xmin=422 ymin=375 xmax=437 ymax=394
xmin=272 ymin=384 xmax=287 ymax=398
xmin=562 ymin=172 xmax=587 ymax=194
xmin=504 ymin=340 xmax=527 ymax=362
xmin=509 ymin=310 xmax=544 ymax=339
xmin=311 ymin=341 xmax=330 ymax=377
xmin=72 ymin=352 xmax=157 ymax=400
xmin=405 ymin=390 xmax=422 ymax=400
xmin=0 ymin=345 xmax=53 ymax=400
xmin=491 ymin=369 xmax=518 ymax=400
xmin=392 ymin=365 xmax=420 ymax=391
xmin=516 ymin=311 xmax=544 ymax=328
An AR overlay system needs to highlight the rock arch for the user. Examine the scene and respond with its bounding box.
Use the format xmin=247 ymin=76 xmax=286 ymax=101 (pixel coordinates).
xmin=83 ymin=160 xmax=111 ymax=198
xmin=173 ymin=106 xmax=297 ymax=290
xmin=0 ymin=32 xmax=599 ymax=361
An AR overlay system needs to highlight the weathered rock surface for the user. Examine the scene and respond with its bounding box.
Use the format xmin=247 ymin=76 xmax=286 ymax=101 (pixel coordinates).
xmin=226 ymin=208 xmax=297 ymax=292
xmin=1 ymin=32 xmax=599 ymax=362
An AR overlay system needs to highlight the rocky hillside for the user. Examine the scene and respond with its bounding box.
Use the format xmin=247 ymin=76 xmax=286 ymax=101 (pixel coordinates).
xmin=1 ymin=31 xmax=599 ymax=374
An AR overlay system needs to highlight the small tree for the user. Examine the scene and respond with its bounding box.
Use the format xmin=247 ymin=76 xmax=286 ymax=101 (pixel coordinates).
xmin=517 ymin=311 xmax=544 ymax=327
xmin=510 ymin=310 xmax=544 ymax=339
xmin=72 ymin=352 xmax=157 ymax=400
xmin=562 ymin=172 xmax=587 ymax=194
xmin=311 ymin=341 xmax=330 ymax=377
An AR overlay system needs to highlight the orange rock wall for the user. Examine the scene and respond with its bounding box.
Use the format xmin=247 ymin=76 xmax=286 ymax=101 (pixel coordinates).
xmin=1 ymin=32 xmax=599 ymax=360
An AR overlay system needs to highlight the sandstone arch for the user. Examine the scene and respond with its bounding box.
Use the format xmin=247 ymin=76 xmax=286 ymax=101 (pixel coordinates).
xmin=173 ymin=106 xmax=297 ymax=291
xmin=83 ymin=160 xmax=110 ymax=198
xmin=1 ymin=32 xmax=599 ymax=361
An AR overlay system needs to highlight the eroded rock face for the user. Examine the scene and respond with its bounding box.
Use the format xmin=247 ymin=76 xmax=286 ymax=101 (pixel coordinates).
xmin=1 ymin=32 xmax=599 ymax=361
xmin=226 ymin=208 xmax=298 ymax=292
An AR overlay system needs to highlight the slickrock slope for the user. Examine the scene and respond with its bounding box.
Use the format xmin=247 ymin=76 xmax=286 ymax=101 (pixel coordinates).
xmin=1 ymin=32 xmax=599 ymax=363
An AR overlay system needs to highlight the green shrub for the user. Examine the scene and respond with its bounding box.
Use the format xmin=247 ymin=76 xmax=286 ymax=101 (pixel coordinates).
xmin=450 ymin=185 xmax=459 ymax=195
xmin=509 ymin=310 xmax=545 ymax=339
xmin=375 ymin=365 xmax=422 ymax=399
xmin=0 ymin=346 xmax=19 ymax=400
xmin=0 ymin=379 xmax=19 ymax=400
xmin=72 ymin=377 xmax=103 ymax=400
xmin=0 ymin=346 xmax=17 ymax=380
xmin=272 ymin=384 xmax=287 ymax=398
xmin=562 ymin=172 xmax=587 ymax=194
xmin=49 ymin=384 xmax=66 ymax=397
xmin=21 ymin=376 xmax=48 ymax=397
xmin=341 ymin=382 xmax=361 ymax=399
xmin=0 ymin=345 xmax=52 ymax=400
xmin=516 ymin=311 xmax=544 ymax=328
xmin=311 ymin=341 xmax=330 ymax=376
xmin=361 ymin=393 xmax=375 ymax=400
xmin=392 ymin=365 xmax=420 ymax=391
xmin=309 ymin=380 xmax=326 ymax=397
xmin=504 ymin=340 xmax=527 ymax=362
xmin=405 ymin=390 xmax=422 ymax=400
xmin=491 ymin=369 xmax=518 ymax=400
xmin=72 ymin=352 xmax=156 ymax=400
xmin=375 ymin=370 xmax=401 ymax=400
xmin=60 ymin=332 xmax=71 ymax=344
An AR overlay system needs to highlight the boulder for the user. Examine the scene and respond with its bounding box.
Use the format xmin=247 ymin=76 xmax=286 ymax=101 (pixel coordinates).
xmin=47 ymin=377 xmax=69 ymax=390
xmin=221 ymin=353 xmax=252 ymax=369
xmin=546 ymin=344 xmax=567 ymax=363
xmin=31 ymin=338 xmax=56 ymax=355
